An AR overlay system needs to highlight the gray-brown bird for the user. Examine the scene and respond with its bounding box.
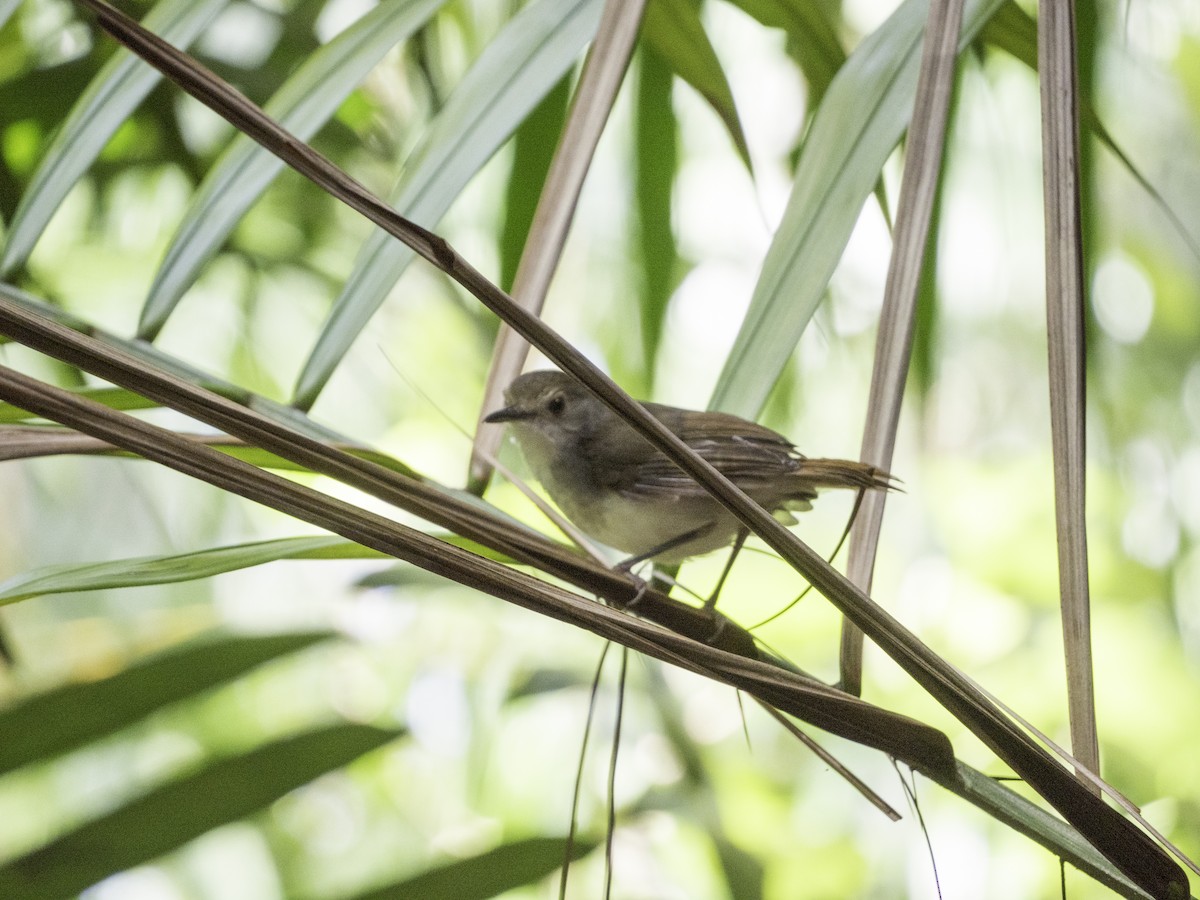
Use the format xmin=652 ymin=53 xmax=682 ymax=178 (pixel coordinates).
xmin=485 ymin=371 xmax=895 ymax=582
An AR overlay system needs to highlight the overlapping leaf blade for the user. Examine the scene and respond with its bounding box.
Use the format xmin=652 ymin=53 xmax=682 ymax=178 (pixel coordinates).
xmin=292 ymin=0 xmax=604 ymax=408
xmin=0 ymin=632 xmax=332 ymax=775
xmin=711 ymin=0 xmax=1006 ymax=417
xmin=138 ymin=0 xmax=447 ymax=338
xmin=0 ymin=724 xmax=400 ymax=900
xmin=641 ymin=0 xmax=749 ymax=165
xmin=0 ymin=0 xmax=228 ymax=275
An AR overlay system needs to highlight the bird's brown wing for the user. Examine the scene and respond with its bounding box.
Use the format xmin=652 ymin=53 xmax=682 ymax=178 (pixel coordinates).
xmin=586 ymin=403 xmax=895 ymax=507
xmin=589 ymin=403 xmax=806 ymax=502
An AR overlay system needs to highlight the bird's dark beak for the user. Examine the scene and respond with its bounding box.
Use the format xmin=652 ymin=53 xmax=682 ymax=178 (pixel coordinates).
xmin=484 ymin=404 xmax=534 ymax=424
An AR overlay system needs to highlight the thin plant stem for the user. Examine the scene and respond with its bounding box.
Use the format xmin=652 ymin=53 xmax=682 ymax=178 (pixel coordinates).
xmin=750 ymin=489 xmax=866 ymax=630
xmin=604 ymin=647 xmax=628 ymax=900
xmin=559 ymin=642 xmax=611 ymax=900
xmin=893 ymin=760 xmax=942 ymax=900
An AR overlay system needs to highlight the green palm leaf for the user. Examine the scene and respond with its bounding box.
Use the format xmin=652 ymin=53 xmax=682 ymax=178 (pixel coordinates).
xmin=0 ymin=725 xmax=401 ymax=900
xmin=0 ymin=632 xmax=332 ymax=774
xmin=712 ymin=0 xmax=1005 ymax=416
xmin=292 ymin=0 xmax=604 ymax=409
xmin=138 ymin=0 xmax=448 ymax=339
xmin=0 ymin=0 xmax=228 ymax=275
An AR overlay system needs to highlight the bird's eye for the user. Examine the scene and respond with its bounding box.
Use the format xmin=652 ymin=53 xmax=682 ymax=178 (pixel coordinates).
xmin=547 ymin=394 xmax=566 ymax=416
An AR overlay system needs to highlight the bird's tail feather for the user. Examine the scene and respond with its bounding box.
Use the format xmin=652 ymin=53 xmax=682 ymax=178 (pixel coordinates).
xmin=791 ymin=458 xmax=900 ymax=493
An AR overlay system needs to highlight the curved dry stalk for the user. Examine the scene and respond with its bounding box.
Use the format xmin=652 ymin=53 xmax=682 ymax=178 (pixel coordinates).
xmin=0 ymin=288 xmax=755 ymax=659
xmin=472 ymin=0 xmax=648 ymax=492
xmin=0 ymin=361 xmax=954 ymax=775
xmin=839 ymin=0 xmax=964 ymax=695
xmin=1038 ymin=0 xmax=1100 ymax=786
xmin=560 ymin=643 xmax=610 ymax=900
xmin=603 ymin=647 xmax=628 ymax=900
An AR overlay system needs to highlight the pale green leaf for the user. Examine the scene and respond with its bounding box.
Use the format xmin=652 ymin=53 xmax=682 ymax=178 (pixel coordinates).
xmin=138 ymin=0 xmax=448 ymax=339
xmin=0 ymin=0 xmax=228 ymax=275
xmin=0 ymin=536 xmax=384 ymax=605
xmin=292 ymin=0 xmax=604 ymax=409
xmin=711 ymin=0 xmax=1006 ymax=416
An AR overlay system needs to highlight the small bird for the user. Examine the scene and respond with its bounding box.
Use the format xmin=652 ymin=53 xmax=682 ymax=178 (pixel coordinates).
xmin=485 ymin=371 xmax=896 ymax=581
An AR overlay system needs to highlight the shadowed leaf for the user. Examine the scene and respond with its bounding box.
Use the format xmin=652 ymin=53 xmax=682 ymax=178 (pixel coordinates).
xmin=633 ymin=44 xmax=681 ymax=386
xmin=0 ymin=725 xmax=401 ymax=900
xmin=642 ymin=0 xmax=750 ymax=166
xmin=339 ymin=836 xmax=599 ymax=900
xmin=0 ymin=632 xmax=332 ymax=775
xmin=713 ymin=836 xmax=764 ymax=900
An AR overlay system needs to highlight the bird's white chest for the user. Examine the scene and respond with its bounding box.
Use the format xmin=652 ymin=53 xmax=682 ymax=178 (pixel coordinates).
xmin=509 ymin=422 xmax=741 ymax=562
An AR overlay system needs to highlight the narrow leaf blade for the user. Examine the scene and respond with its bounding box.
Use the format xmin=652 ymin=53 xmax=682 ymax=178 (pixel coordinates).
xmin=641 ymin=0 xmax=750 ymax=165
xmin=139 ymin=0 xmax=447 ymax=338
xmin=0 ymin=632 xmax=332 ymax=774
xmin=0 ymin=725 xmax=400 ymax=900
xmin=0 ymin=0 xmax=227 ymax=275
xmin=292 ymin=0 xmax=604 ymax=408
xmin=711 ymin=0 xmax=1005 ymax=417
xmin=634 ymin=44 xmax=680 ymax=382
xmin=0 ymin=535 xmax=374 ymax=605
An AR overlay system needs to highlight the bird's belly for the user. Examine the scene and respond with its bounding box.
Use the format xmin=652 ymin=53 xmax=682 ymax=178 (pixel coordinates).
xmin=557 ymin=489 xmax=740 ymax=563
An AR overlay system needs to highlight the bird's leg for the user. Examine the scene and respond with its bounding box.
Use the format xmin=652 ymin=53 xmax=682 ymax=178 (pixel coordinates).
xmin=704 ymin=527 xmax=748 ymax=611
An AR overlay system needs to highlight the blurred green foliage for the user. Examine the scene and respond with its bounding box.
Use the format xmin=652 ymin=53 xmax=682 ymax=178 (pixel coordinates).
xmin=0 ymin=0 xmax=1197 ymax=897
